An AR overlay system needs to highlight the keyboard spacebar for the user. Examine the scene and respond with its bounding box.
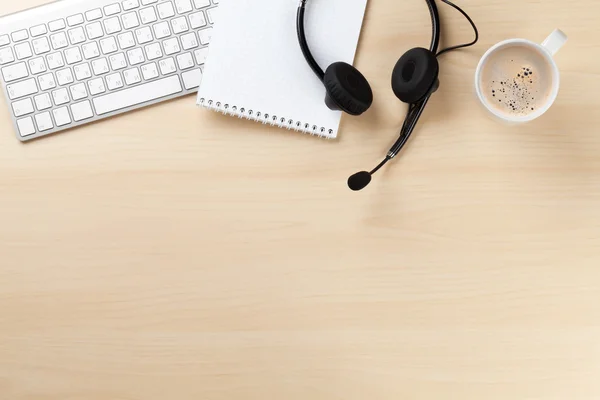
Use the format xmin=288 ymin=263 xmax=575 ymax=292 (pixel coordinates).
xmin=93 ymin=76 xmax=183 ymax=115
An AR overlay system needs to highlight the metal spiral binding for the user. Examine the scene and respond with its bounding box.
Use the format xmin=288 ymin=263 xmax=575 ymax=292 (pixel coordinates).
xmin=198 ymin=98 xmax=335 ymax=138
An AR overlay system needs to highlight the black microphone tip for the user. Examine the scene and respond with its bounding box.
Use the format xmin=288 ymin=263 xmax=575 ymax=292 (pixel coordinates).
xmin=348 ymin=171 xmax=372 ymax=191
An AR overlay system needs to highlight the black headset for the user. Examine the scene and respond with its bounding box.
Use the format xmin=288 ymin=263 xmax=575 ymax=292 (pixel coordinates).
xmin=297 ymin=0 xmax=478 ymax=191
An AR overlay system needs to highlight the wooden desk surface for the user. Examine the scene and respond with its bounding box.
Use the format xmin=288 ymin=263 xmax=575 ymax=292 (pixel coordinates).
xmin=1 ymin=0 xmax=600 ymax=399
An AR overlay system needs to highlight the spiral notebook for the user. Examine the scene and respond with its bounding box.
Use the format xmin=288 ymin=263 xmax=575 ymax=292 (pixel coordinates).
xmin=196 ymin=0 xmax=369 ymax=139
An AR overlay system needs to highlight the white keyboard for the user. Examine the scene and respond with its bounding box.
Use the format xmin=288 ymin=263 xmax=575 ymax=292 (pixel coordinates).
xmin=0 ymin=0 xmax=217 ymax=141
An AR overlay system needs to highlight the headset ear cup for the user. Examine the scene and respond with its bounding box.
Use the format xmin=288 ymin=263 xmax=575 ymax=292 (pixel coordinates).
xmin=392 ymin=48 xmax=439 ymax=103
xmin=324 ymin=62 xmax=373 ymax=116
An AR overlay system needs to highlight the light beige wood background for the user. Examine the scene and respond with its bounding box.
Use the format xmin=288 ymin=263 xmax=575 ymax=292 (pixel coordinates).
xmin=1 ymin=0 xmax=600 ymax=399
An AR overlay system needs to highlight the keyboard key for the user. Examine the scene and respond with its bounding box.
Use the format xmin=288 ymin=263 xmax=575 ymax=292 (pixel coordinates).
xmin=86 ymin=22 xmax=104 ymax=40
xmin=50 ymin=32 xmax=69 ymax=49
xmin=38 ymin=73 xmax=57 ymax=91
xmin=175 ymin=0 xmax=193 ymax=13
xmin=176 ymin=52 xmax=194 ymax=70
xmin=71 ymin=100 xmax=94 ymax=121
xmin=46 ymin=52 xmax=65 ymax=69
xmin=139 ymin=7 xmax=157 ymax=24
xmin=35 ymin=112 xmax=54 ymax=131
xmin=198 ymin=28 xmax=212 ymax=45
xmin=82 ymin=42 xmax=101 ymax=60
xmin=32 ymin=37 xmax=51 ymax=55
xmin=181 ymin=68 xmax=201 ymax=89
xmin=188 ymin=11 xmax=207 ymax=29
xmin=88 ymin=78 xmax=106 ymax=95
xmin=2 ymin=62 xmax=29 ymax=82
xmin=74 ymin=63 xmax=92 ymax=80
xmin=159 ymin=57 xmax=176 ymax=75
xmin=93 ymin=75 xmax=182 ymax=115
xmin=14 ymin=42 xmax=33 ymax=60
xmin=30 ymin=25 xmax=48 ymax=37
xmin=86 ymin=9 xmax=103 ymax=21
xmin=12 ymin=98 xmax=34 ymax=117
xmin=64 ymin=47 xmax=83 ymax=65
xmin=123 ymin=67 xmax=141 ymax=85
xmin=70 ymin=82 xmax=88 ymax=100
xmin=52 ymin=88 xmax=70 ymax=105
xmin=11 ymin=30 xmax=28 ymax=42
xmin=53 ymin=106 xmax=72 ymax=126
xmin=67 ymin=14 xmax=85 ymax=26
xmin=34 ymin=93 xmax=52 ymax=110
xmin=157 ymin=2 xmax=175 ymax=19
xmin=122 ymin=0 xmax=140 ymax=10
xmin=142 ymin=0 xmax=158 ymax=4
xmin=171 ymin=16 xmax=189 ymax=34
xmin=56 ymin=68 xmax=74 ymax=85
xmin=180 ymin=32 xmax=198 ymax=50
xmin=194 ymin=47 xmax=208 ymax=65
xmin=106 ymin=72 xmax=124 ymax=90
xmin=49 ymin=19 xmax=66 ymax=32
xmin=153 ymin=21 xmax=171 ymax=39
xmin=17 ymin=116 xmax=36 ymax=137
xmin=92 ymin=58 xmax=110 ymax=75
xmin=162 ymin=37 xmax=180 ymax=55
xmin=100 ymin=37 xmax=119 ymax=54
xmin=144 ymin=43 xmax=162 ymax=60
xmin=104 ymin=3 xmax=121 ymax=16
xmin=206 ymin=8 xmax=216 ymax=24
xmin=104 ymin=17 xmax=122 ymax=35
xmin=117 ymin=32 xmax=136 ymax=49
xmin=0 ymin=35 xmax=9 ymax=47
xmin=0 ymin=47 xmax=15 ymax=65
xmin=177 ymin=53 xmax=196 ymax=71
xmin=193 ymin=0 xmax=210 ymax=8
xmin=141 ymin=62 xmax=158 ymax=80
xmin=109 ymin=53 xmax=127 ymax=70
xmin=135 ymin=26 xmax=153 ymax=44
xmin=127 ymin=48 xmax=145 ymax=65
xmin=68 ymin=27 xmax=86 ymax=45
xmin=28 ymin=57 xmax=47 ymax=74
xmin=122 ymin=12 xmax=140 ymax=29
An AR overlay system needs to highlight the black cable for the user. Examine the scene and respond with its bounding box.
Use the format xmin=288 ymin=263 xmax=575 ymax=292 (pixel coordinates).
xmin=425 ymin=0 xmax=441 ymax=54
xmin=436 ymin=0 xmax=479 ymax=57
xmin=297 ymin=1 xmax=325 ymax=82
xmin=388 ymin=96 xmax=431 ymax=158
xmin=369 ymin=157 xmax=391 ymax=175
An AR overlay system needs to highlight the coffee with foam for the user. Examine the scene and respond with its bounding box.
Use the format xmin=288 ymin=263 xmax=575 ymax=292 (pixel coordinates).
xmin=479 ymin=44 xmax=554 ymax=117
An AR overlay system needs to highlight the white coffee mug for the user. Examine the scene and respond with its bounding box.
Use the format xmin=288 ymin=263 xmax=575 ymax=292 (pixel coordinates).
xmin=475 ymin=29 xmax=568 ymax=123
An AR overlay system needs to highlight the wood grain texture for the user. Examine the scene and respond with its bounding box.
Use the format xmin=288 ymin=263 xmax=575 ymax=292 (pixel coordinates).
xmin=1 ymin=0 xmax=600 ymax=399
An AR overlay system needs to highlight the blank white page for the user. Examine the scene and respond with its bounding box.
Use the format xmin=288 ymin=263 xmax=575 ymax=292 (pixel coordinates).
xmin=196 ymin=0 xmax=369 ymax=139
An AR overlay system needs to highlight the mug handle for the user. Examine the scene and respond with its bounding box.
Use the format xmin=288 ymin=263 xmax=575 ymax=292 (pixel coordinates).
xmin=542 ymin=29 xmax=568 ymax=56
